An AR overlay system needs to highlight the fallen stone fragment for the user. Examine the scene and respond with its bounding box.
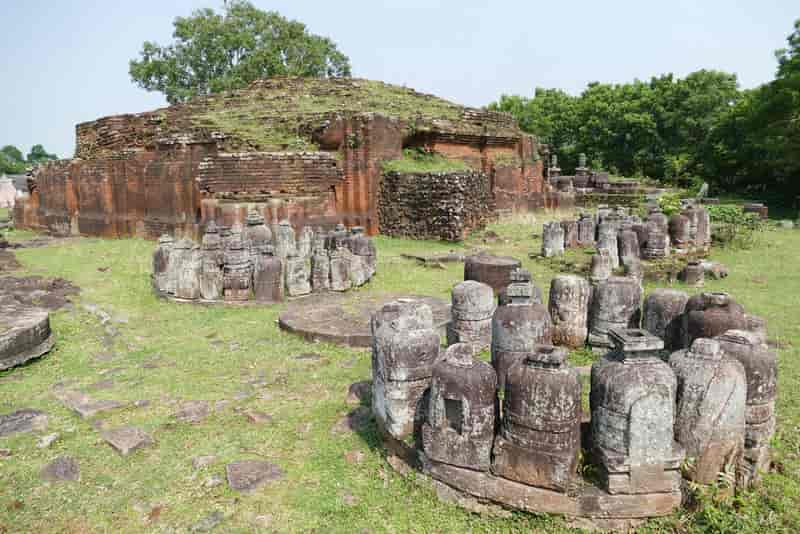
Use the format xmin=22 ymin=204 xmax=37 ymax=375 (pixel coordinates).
xmin=40 ymin=456 xmax=79 ymax=482
xmin=55 ymin=390 xmax=123 ymax=419
xmin=190 ymin=511 xmax=224 ymax=533
xmin=0 ymin=301 xmax=55 ymax=370
xmin=243 ymin=410 xmax=273 ymax=424
xmin=192 ymin=455 xmax=217 ymax=470
xmin=37 ymin=433 xmax=59 ymax=449
xmin=202 ymin=475 xmax=223 ymax=489
xmin=101 ymin=426 xmax=154 ymax=456
xmin=225 ymin=460 xmax=284 ymax=493
xmin=0 ymin=408 xmax=48 ymax=437
xmin=173 ymin=401 xmax=211 ymax=424
xmin=346 ymin=381 xmax=372 ymax=405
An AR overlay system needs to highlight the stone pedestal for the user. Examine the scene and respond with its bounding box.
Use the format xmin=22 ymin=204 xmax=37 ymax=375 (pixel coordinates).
xmin=464 ymin=254 xmax=521 ymax=295
xmin=447 ymin=281 xmax=495 ymax=352
xmin=548 ymin=275 xmax=591 ymax=349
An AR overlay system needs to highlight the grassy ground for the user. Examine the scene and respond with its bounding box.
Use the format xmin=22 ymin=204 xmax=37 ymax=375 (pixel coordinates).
xmin=1 ymin=212 xmax=799 ymax=533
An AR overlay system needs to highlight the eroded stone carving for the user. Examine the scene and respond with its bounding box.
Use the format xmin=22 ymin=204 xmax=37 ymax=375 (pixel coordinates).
xmin=542 ymin=222 xmax=565 ymax=258
xmin=683 ymin=292 xmax=747 ymax=348
xmin=588 ymin=277 xmax=642 ymax=350
xmin=548 ymin=275 xmax=591 ymax=349
xmin=152 ymin=234 xmax=174 ymax=294
xmin=253 ymin=246 xmax=283 ymax=303
xmin=577 ymin=214 xmax=596 ymax=247
xmin=199 ymin=222 xmax=223 ymax=301
xmin=447 ymin=281 xmax=495 ymax=351
xmin=223 ymin=233 xmax=252 ymax=302
xmin=642 ymin=289 xmax=689 ymax=350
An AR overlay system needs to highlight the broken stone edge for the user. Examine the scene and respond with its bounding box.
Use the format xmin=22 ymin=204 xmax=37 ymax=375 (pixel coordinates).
xmin=379 ymin=423 xmax=681 ymax=520
xmin=0 ymin=333 xmax=56 ymax=371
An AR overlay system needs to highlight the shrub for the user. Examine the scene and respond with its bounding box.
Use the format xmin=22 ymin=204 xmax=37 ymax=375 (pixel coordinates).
xmin=708 ymin=204 xmax=765 ymax=249
xmin=658 ymin=192 xmax=683 ymax=216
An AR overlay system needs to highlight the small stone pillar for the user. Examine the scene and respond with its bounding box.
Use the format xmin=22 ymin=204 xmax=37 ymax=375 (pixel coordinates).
xmin=285 ymin=253 xmax=311 ymax=297
xmin=683 ymin=292 xmax=747 ymax=348
xmin=744 ymin=314 xmax=768 ymax=345
xmin=670 ymin=338 xmax=746 ymax=485
xmin=371 ymin=300 xmax=441 ymax=439
xmin=561 ymin=220 xmax=579 ymax=248
xmin=253 ymin=245 xmax=283 ymax=303
xmin=311 ymin=237 xmax=331 ymax=292
xmin=493 ymin=345 xmax=581 ymax=492
xmin=642 ymin=223 xmax=670 ymax=260
xmin=577 ymin=213 xmax=596 ymax=247
xmin=596 ymin=222 xmax=620 ymax=269
xmin=175 ymin=240 xmax=201 ymax=300
xmin=491 ymin=270 xmax=553 ymax=390
xmin=617 ymin=229 xmax=640 ymax=264
xmin=589 ymin=250 xmax=612 ymax=285
xmin=447 ymin=281 xmax=495 ymax=352
xmin=422 ymin=343 xmax=497 ymax=471
xmin=329 ymin=246 xmax=353 ymax=292
xmin=274 ymin=220 xmax=297 ymax=260
xmin=464 ymin=253 xmax=521 ymax=295
xmin=588 ymin=276 xmax=642 ymax=350
xmin=167 ymin=237 xmax=192 ymax=296
xmin=681 ymin=206 xmax=702 ymax=247
xmin=643 ymin=289 xmax=689 ymax=350
xmin=590 ymin=329 xmax=684 ymax=494
xmin=200 ymin=222 xmax=223 ymax=301
xmin=548 ymin=275 xmax=591 ymax=349
xmin=679 ymin=260 xmax=705 ymax=287
xmin=668 ymin=213 xmax=691 ymax=253
xmin=542 ymin=221 xmax=565 ymax=258
xmin=153 ymin=234 xmax=174 ymax=294
xmin=715 ymin=330 xmax=778 ymax=486
xmin=223 ymin=233 xmax=252 ymax=302
xmin=297 ymin=225 xmax=314 ymax=259
xmin=347 ymin=227 xmax=371 ymax=287
xmin=243 ymin=210 xmax=272 ymax=261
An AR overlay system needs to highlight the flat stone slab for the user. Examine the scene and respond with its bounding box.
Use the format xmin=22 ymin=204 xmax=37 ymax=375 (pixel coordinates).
xmin=55 ymin=390 xmax=123 ymax=419
xmin=0 ymin=301 xmax=55 ymax=371
xmin=0 ymin=408 xmax=48 ymax=437
xmin=40 ymin=456 xmax=80 ymax=482
xmin=225 ymin=460 xmax=284 ymax=493
xmin=101 ymin=426 xmax=153 ymax=456
xmin=279 ymin=292 xmax=451 ymax=347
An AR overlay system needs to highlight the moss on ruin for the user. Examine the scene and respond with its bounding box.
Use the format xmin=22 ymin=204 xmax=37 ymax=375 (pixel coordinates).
xmin=381 ymin=149 xmax=473 ymax=174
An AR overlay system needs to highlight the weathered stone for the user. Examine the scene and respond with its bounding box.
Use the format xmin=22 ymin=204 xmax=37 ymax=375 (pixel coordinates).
xmin=679 ymin=261 xmax=705 ymax=287
xmin=668 ymin=214 xmax=691 ymax=252
xmin=310 ymin=248 xmax=331 ymax=292
xmin=561 ymin=220 xmax=579 ymax=249
xmin=243 ymin=210 xmax=272 ymax=259
xmin=596 ymin=222 xmax=620 ymax=269
xmin=447 ymin=281 xmax=495 ymax=351
xmin=175 ymin=241 xmax=202 ymax=300
xmin=670 ymin=338 xmax=746 ymax=485
xmin=548 ymin=275 xmax=591 ymax=349
xmin=329 ymin=247 xmax=352 ymax=292
xmin=285 ymin=254 xmax=311 ymax=297
xmin=0 ymin=301 xmax=54 ymax=370
xmin=348 ymin=252 xmax=369 ymax=288
xmin=152 ymin=234 xmax=174 ymax=294
xmin=492 ymin=271 xmax=553 ymax=390
xmin=346 ymin=381 xmax=372 ymax=405
xmin=297 ymin=225 xmax=314 ymax=259
xmin=744 ymin=314 xmax=768 ymax=345
xmin=622 ymin=255 xmax=644 ymax=283
xmin=642 ymin=223 xmax=670 ymax=260
xmin=41 ymin=456 xmax=80 ymax=482
xmin=715 ymin=330 xmax=778 ymax=486
xmin=589 ymin=250 xmax=613 ymax=285
xmin=683 ymin=292 xmax=747 ymax=348
xmin=192 ymin=455 xmax=217 ymax=470
xmin=422 ymin=344 xmax=497 ymax=471
xmin=464 ymin=254 xmax=521 ymax=295
xmin=542 ymin=221 xmax=565 ymax=258
xmin=493 ymin=345 xmax=581 ymax=492
xmin=647 ymin=208 xmax=669 ymax=235
xmin=101 ymin=426 xmax=153 ymax=456
xmin=576 ymin=214 xmax=596 ymax=247
xmin=700 ymin=260 xmax=729 ymax=280
xmin=190 ymin=511 xmax=224 ymax=532
xmin=56 ymin=390 xmax=123 ymax=419
xmin=617 ymin=229 xmax=640 ymax=265
xmin=37 ymin=432 xmax=59 ymax=448
xmin=348 ymin=227 xmax=377 ymax=281
xmin=252 ymin=247 xmax=283 ymax=303
xmin=173 ymin=401 xmax=211 ymax=424
xmin=371 ymin=300 xmax=441 ymax=439
xmin=0 ymin=408 xmax=48 ymax=437
xmin=223 ymin=233 xmax=252 ymax=302
xmin=642 ymin=289 xmax=689 ymax=350
xmin=199 ymin=222 xmax=223 ymax=301
xmin=226 ymin=460 xmax=285 ymax=493
xmin=588 ymin=277 xmax=643 ymax=350
xmin=274 ymin=220 xmax=297 ymax=260
xmin=590 ymin=329 xmax=684 ymax=494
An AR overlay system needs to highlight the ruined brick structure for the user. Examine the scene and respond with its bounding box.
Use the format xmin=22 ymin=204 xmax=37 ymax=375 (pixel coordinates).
xmin=15 ymin=78 xmax=545 ymax=239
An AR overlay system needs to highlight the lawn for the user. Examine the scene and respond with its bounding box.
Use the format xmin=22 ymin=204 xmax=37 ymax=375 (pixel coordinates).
xmin=1 ymin=212 xmax=799 ymax=533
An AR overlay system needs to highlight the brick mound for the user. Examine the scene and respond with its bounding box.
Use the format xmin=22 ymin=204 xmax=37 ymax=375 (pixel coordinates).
xmin=0 ymin=298 xmax=54 ymax=370
xmin=279 ymin=293 xmax=451 ymax=348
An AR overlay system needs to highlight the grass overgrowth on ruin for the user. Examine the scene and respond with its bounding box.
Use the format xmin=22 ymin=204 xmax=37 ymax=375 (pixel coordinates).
xmin=380 ymin=148 xmax=474 ymax=174
xmin=1 ymin=213 xmax=799 ymax=532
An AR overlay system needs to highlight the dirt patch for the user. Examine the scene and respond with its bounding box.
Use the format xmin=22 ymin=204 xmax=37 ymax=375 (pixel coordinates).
xmin=0 ymin=276 xmax=81 ymax=310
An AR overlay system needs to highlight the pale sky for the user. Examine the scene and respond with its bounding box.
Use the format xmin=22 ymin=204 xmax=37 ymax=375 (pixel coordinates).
xmin=1 ymin=0 xmax=796 ymax=158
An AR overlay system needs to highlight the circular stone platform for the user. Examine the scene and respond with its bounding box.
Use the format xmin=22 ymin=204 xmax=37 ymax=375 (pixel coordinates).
xmin=278 ymin=293 xmax=451 ymax=347
xmin=0 ymin=299 xmax=55 ymax=370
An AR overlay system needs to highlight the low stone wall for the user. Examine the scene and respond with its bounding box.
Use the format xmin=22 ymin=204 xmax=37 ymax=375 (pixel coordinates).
xmin=378 ymin=171 xmax=495 ymax=241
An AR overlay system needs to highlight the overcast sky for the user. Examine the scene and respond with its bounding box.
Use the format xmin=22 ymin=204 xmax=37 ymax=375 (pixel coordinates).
xmin=1 ymin=0 xmax=796 ymax=159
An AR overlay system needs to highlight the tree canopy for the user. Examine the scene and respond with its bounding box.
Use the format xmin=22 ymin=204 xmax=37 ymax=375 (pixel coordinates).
xmin=0 ymin=144 xmax=58 ymax=174
xmin=129 ymin=1 xmax=352 ymax=104
xmin=490 ymin=18 xmax=800 ymax=201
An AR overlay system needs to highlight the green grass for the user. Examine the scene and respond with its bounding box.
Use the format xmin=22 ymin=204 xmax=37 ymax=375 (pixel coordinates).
xmin=1 ymin=214 xmax=799 ymax=532
xmin=381 ymin=149 xmax=473 ymax=174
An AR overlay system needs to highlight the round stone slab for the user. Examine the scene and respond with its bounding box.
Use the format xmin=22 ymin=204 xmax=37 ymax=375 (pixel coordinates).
xmin=279 ymin=293 xmax=451 ymax=347
xmin=0 ymin=301 xmax=54 ymax=371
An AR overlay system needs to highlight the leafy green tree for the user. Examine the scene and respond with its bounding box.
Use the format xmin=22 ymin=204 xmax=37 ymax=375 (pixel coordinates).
xmin=0 ymin=145 xmax=26 ymax=174
xmin=26 ymin=144 xmax=58 ymax=165
xmin=129 ymin=1 xmax=352 ymax=104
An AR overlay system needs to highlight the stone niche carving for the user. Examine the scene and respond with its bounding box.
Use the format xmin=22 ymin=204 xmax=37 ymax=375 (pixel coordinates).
xmin=371 ymin=300 xmax=441 ymax=439
xmin=714 ymin=330 xmax=778 ymax=486
xmin=491 ymin=270 xmax=553 ymax=391
xmin=447 ymin=281 xmax=495 ymax=352
xmin=590 ymin=329 xmax=685 ymax=495
xmin=492 ymin=345 xmax=581 ymax=492
xmin=588 ymin=276 xmax=642 ymax=350
xmin=548 ymin=275 xmax=591 ymax=349
xmin=541 ymin=221 xmax=565 ymax=258
xmin=152 ymin=221 xmax=376 ymax=304
xmin=642 ymin=289 xmax=689 ymax=351
xmin=422 ymin=343 xmax=497 ymax=471
xmin=683 ymin=292 xmax=747 ymax=348
xmin=669 ymin=338 xmax=746 ymax=484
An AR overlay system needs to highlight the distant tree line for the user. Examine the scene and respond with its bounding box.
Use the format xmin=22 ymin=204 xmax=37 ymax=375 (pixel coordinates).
xmin=490 ymin=19 xmax=800 ymax=202
xmin=0 ymin=145 xmax=58 ymax=174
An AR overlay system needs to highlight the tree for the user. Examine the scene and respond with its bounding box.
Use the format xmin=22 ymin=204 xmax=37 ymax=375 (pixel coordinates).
xmin=129 ymin=1 xmax=352 ymax=104
xmin=26 ymin=144 xmax=58 ymax=165
xmin=0 ymin=145 xmax=26 ymax=174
